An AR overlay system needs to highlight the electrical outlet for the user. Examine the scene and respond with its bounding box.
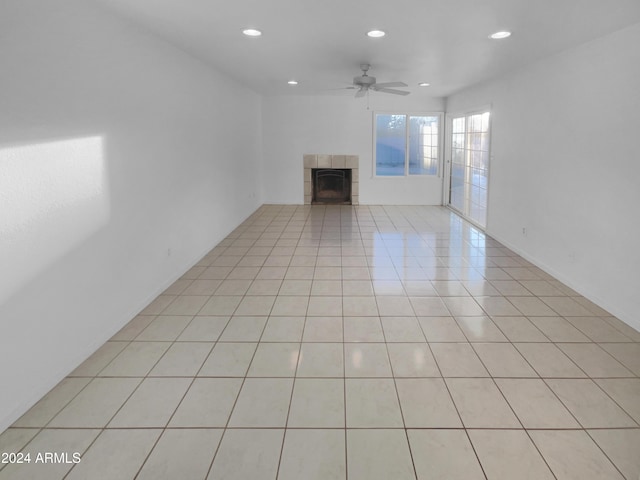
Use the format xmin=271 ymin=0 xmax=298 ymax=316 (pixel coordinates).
xmin=167 ymin=248 xmax=172 ymax=257
xmin=522 ymin=227 xmax=526 ymax=236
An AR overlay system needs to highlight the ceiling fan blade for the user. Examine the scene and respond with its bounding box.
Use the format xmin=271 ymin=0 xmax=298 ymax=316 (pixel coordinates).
xmin=376 ymin=88 xmax=410 ymax=96
xmin=355 ymin=88 xmax=366 ymax=98
xmin=325 ymin=86 xmax=355 ymax=91
xmin=374 ymin=81 xmax=408 ymax=88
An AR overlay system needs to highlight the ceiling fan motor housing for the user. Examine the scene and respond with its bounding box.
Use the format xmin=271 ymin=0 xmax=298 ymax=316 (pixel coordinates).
xmin=354 ymin=75 xmax=376 ymax=87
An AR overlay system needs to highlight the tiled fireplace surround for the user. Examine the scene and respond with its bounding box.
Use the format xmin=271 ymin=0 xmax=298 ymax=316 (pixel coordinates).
xmin=303 ymin=154 xmax=359 ymax=205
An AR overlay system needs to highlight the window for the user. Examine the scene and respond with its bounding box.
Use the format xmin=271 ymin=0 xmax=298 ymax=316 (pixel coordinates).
xmin=375 ymin=113 xmax=440 ymax=176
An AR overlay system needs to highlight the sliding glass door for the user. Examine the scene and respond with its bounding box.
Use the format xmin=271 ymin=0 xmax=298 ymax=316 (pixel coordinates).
xmin=449 ymin=111 xmax=490 ymax=228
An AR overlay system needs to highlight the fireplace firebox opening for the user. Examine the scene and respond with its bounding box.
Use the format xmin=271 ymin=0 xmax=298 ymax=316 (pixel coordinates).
xmin=312 ymin=168 xmax=352 ymax=204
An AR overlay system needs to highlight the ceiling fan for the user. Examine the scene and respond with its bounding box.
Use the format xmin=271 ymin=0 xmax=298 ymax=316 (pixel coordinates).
xmin=351 ymin=64 xmax=410 ymax=97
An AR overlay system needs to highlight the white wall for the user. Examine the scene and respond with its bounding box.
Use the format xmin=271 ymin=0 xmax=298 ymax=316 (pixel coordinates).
xmin=0 ymin=0 xmax=263 ymax=432
xmin=262 ymin=93 xmax=445 ymax=205
xmin=446 ymin=22 xmax=640 ymax=330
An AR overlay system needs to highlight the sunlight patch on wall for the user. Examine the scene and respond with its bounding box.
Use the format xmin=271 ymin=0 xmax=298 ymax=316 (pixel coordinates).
xmin=0 ymin=136 xmax=109 ymax=304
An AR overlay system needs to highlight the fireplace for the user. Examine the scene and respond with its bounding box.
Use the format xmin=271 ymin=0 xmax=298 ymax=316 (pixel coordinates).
xmin=312 ymin=169 xmax=351 ymax=204
xmin=303 ymin=154 xmax=359 ymax=205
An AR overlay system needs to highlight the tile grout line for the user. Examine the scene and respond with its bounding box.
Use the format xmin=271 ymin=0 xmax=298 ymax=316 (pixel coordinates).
xmin=7 ymin=204 xmax=640 ymax=480
xmin=467 ymin=342 xmax=560 ymax=480
xmin=130 ymin=305 xmax=233 ymax=479
xmin=202 ymin=212 xmax=276 ymax=480
xmin=414 ymin=307 xmax=490 ymax=480
xmin=273 ymin=207 xmax=308 ymax=480
xmin=376 ymin=305 xmax=419 ymax=480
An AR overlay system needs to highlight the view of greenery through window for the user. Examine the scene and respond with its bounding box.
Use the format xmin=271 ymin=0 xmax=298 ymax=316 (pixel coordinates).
xmin=376 ymin=114 xmax=439 ymax=176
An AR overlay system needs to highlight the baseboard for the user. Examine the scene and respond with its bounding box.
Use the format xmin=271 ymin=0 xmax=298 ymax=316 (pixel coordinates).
xmin=486 ymin=229 xmax=640 ymax=333
xmin=0 ymin=202 xmax=264 ymax=434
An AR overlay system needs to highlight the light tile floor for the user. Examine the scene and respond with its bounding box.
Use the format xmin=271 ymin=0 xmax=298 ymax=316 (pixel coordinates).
xmin=2 ymin=205 xmax=639 ymax=479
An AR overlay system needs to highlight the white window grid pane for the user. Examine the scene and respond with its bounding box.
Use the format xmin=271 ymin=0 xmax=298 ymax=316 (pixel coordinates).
xmin=376 ymin=113 xmax=441 ymax=177
xmin=408 ymin=115 xmax=439 ymax=176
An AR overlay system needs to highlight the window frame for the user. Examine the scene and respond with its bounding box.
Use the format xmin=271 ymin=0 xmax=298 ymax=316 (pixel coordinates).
xmin=373 ymin=111 xmax=444 ymax=178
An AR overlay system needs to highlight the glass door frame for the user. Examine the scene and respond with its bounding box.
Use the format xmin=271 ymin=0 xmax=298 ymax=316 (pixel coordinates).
xmin=442 ymin=107 xmax=493 ymax=230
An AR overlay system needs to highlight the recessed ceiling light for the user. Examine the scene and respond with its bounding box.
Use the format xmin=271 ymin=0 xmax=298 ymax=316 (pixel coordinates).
xmin=489 ymin=31 xmax=511 ymax=39
xmin=242 ymin=28 xmax=262 ymax=37
xmin=418 ymin=82 xmax=430 ymax=87
xmin=287 ymin=80 xmax=298 ymax=85
xmin=367 ymin=30 xmax=386 ymax=38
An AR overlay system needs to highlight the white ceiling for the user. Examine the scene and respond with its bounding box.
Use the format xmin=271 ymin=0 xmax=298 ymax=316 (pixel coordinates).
xmin=92 ymin=0 xmax=640 ymax=97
